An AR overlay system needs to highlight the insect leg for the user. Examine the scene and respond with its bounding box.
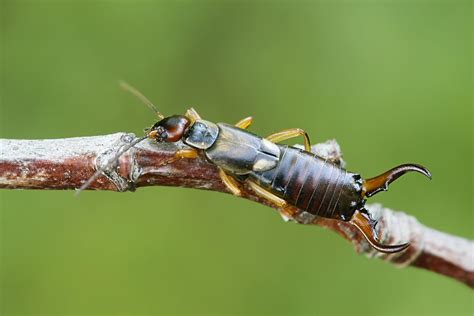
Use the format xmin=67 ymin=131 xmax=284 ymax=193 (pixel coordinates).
xmin=174 ymin=148 xmax=199 ymax=159
xmin=266 ymin=128 xmax=311 ymax=152
xmin=235 ymin=116 xmax=253 ymax=129
xmin=161 ymin=148 xmax=199 ymax=166
xmin=219 ymin=168 xmax=242 ymax=196
xmin=246 ymin=180 xmax=298 ymax=220
xmin=247 ymin=180 xmax=287 ymax=208
xmin=185 ymin=107 xmax=202 ymax=123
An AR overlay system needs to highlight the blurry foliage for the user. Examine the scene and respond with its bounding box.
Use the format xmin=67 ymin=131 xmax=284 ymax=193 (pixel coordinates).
xmin=0 ymin=1 xmax=472 ymax=315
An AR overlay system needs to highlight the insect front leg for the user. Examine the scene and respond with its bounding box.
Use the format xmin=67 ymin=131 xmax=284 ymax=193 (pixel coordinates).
xmin=158 ymin=148 xmax=199 ymax=167
xmin=235 ymin=116 xmax=253 ymax=129
xmin=266 ymin=128 xmax=311 ymax=152
xmin=174 ymin=148 xmax=199 ymax=160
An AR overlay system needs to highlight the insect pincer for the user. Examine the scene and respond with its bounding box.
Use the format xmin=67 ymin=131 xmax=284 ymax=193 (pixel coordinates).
xmin=363 ymin=163 xmax=432 ymax=198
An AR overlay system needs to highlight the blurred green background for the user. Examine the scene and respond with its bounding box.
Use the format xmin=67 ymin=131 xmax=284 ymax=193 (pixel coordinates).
xmin=1 ymin=1 xmax=472 ymax=315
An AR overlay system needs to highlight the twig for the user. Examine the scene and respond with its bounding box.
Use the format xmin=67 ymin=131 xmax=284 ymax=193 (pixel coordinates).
xmin=1 ymin=133 xmax=473 ymax=287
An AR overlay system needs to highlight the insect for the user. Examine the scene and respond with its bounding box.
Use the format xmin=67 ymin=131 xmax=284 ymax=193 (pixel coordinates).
xmin=78 ymin=82 xmax=431 ymax=253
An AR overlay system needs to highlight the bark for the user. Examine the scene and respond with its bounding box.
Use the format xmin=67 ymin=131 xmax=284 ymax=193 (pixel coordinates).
xmin=1 ymin=133 xmax=473 ymax=287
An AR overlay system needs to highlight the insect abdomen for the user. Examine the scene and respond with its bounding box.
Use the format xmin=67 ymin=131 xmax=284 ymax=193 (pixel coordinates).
xmin=249 ymin=146 xmax=364 ymax=221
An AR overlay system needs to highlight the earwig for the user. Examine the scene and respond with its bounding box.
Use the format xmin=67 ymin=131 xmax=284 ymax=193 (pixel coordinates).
xmin=78 ymin=82 xmax=431 ymax=253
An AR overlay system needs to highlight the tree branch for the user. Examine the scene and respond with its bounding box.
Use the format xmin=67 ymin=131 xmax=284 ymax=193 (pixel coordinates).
xmin=1 ymin=133 xmax=472 ymax=288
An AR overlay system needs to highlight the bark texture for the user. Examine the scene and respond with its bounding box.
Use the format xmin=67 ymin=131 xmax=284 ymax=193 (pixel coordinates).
xmin=1 ymin=133 xmax=473 ymax=287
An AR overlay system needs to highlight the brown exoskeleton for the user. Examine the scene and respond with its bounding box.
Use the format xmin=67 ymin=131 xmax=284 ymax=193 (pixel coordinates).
xmin=78 ymin=82 xmax=431 ymax=253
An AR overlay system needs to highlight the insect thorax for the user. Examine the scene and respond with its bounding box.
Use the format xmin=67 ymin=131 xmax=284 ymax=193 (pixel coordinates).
xmin=203 ymin=123 xmax=281 ymax=175
xmin=183 ymin=120 xmax=219 ymax=150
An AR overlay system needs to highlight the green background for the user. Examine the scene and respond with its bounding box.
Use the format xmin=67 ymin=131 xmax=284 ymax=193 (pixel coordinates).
xmin=1 ymin=1 xmax=472 ymax=315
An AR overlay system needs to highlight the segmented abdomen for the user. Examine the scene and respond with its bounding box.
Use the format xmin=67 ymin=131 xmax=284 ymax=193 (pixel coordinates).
xmin=249 ymin=146 xmax=364 ymax=221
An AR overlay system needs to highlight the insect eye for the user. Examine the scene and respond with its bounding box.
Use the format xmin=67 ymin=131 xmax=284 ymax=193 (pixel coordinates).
xmin=156 ymin=126 xmax=168 ymax=141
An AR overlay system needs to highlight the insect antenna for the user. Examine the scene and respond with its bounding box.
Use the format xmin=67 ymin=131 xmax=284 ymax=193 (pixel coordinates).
xmin=119 ymin=80 xmax=165 ymax=119
xmin=75 ymin=135 xmax=148 ymax=196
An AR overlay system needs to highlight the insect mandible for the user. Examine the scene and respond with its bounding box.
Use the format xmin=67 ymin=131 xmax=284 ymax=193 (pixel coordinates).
xmin=78 ymin=82 xmax=431 ymax=253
